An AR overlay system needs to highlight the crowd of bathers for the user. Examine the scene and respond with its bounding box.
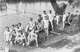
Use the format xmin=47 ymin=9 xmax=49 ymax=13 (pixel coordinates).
xmin=4 ymin=10 xmax=71 ymax=47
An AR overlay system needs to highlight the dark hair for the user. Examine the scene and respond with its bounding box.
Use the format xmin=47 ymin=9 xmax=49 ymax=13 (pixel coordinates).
xmin=30 ymin=18 xmax=33 ymax=21
xmin=6 ymin=26 xmax=9 ymax=29
xmin=12 ymin=24 xmax=14 ymax=26
xmin=16 ymin=24 xmax=18 ymax=27
xmin=38 ymin=14 xmax=41 ymax=17
xmin=43 ymin=11 xmax=46 ymax=13
xmin=18 ymin=23 xmax=21 ymax=26
xmin=49 ymin=10 xmax=51 ymax=11
xmin=68 ymin=12 xmax=70 ymax=14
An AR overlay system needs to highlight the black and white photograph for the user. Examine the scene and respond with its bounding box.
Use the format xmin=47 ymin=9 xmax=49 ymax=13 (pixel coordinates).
xmin=0 ymin=0 xmax=80 ymax=52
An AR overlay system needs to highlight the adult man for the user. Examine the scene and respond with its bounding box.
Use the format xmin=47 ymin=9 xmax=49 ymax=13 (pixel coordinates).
xmin=43 ymin=15 xmax=49 ymax=39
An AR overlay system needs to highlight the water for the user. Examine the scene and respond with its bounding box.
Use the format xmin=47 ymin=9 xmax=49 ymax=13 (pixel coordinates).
xmin=0 ymin=1 xmax=68 ymax=52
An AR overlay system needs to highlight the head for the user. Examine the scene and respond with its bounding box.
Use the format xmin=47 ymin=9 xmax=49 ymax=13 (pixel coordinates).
xmin=43 ymin=11 xmax=46 ymax=15
xmin=11 ymin=24 xmax=15 ymax=28
xmin=49 ymin=10 xmax=52 ymax=14
xmin=12 ymin=29 xmax=16 ymax=34
xmin=18 ymin=23 xmax=21 ymax=27
xmin=15 ymin=24 xmax=19 ymax=29
xmin=5 ymin=27 xmax=9 ymax=31
xmin=18 ymin=30 xmax=23 ymax=34
xmin=30 ymin=18 xmax=33 ymax=22
xmin=68 ymin=12 xmax=70 ymax=15
xmin=33 ymin=22 xmax=36 ymax=26
xmin=55 ymin=12 xmax=58 ymax=15
xmin=38 ymin=14 xmax=42 ymax=18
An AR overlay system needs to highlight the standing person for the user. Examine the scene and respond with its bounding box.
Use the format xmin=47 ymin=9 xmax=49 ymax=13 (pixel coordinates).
xmin=53 ymin=16 xmax=57 ymax=31
xmin=27 ymin=28 xmax=38 ymax=47
xmin=4 ymin=27 xmax=11 ymax=43
xmin=62 ymin=13 xmax=68 ymax=29
xmin=42 ymin=11 xmax=47 ymax=20
xmin=48 ymin=10 xmax=54 ymax=31
xmin=55 ymin=13 xmax=60 ymax=25
xmin=26 ymin=18 xmax=34 ymax=33
xmin=43 ymin=15 xmax=49 ymax=39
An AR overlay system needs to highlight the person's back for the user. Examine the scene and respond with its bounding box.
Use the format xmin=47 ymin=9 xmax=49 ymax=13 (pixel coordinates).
xmin=48 ymin=10 xmax=54 ymax=21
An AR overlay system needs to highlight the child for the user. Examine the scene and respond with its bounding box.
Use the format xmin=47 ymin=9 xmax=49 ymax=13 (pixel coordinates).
xmin=15 ymin=24 xmax=19 ymax=33
xmin=10 ymin=30 xmax=16 ymax=45
xmin=4 ymin=27 xmax=11 ymax=43
xmin=48 ymin=10 xmax=54 ymax=31
xmin=18 ymin=31 xmax=26 ymax=46
xmin=10 ymin=24 xmax=15 ymax=32
xmin=27 ymin=27 xmax=38 ymax=47
xmin=26 ymin=18 xmax=34 ymax=33
xmin=18 ymin=23 xmax=23 ymax=31
xmin=55 ymin=13 xmax=60 ymax=25
xmin=63 ymin=13 xmax=68 ymax=29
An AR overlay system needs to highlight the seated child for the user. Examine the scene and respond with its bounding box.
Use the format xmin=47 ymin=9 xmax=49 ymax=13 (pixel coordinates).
xmin=18 ymin=23 xmax=23 ymax=31
xmin=27 ymin=27 xmax=38 ymax=47
xmin=10 ymin=30 xmax=16 ymax=45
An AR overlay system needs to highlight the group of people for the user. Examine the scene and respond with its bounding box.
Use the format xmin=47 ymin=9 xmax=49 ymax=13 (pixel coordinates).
xmin=4 ymin=10 xmax=71 ymax=47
